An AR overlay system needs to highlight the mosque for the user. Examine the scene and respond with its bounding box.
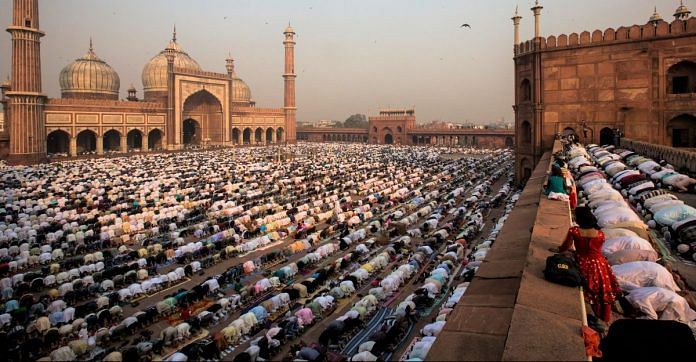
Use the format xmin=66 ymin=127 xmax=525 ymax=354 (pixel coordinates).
xmin=0 ymin=0 xmax=297 ymax=164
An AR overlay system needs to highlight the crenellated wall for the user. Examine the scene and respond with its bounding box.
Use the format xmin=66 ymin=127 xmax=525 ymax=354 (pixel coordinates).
xmin=516 ymin=18 xmax=696 ymax=55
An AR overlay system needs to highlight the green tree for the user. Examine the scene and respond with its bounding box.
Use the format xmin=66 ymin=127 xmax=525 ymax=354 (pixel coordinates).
xmin=342 ymin=114 xmax=368 ymax=128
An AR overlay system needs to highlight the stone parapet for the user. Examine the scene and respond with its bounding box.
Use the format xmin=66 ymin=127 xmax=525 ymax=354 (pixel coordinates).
xmin=620 ymin=138 xmax=696 ymax=174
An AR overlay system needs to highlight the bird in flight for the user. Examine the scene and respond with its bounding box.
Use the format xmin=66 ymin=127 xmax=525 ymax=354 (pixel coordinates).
xmin=460 ymin=24 xmax=471 ymax=28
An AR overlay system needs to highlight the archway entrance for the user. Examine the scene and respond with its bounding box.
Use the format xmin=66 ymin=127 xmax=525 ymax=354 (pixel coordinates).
xmin=148 ymin=129 xmax=163 ymax=150
xmin=76 ymin=130 xmax=97 ymax=154
xmin=266 ymin=128 xmax=274 ymax=144
xmin=505 ymin=136 xmax=514 ymax=147
xmin=276 ymin=128 xmax=284 ymax=143
xmin=103 ymin=130 xmax=121 ymax=152
xmin=47 ymin=130 xmax=70 ymax=155
xmin=668 ymin=114 xmax=696 ymax=147
xmin=127 ymin=129 xmax=143 ymax=151
xmin=384 ymin=134 xmax=393 ymax=144
xmin=255 ymin=128 xmax=263 ymax=144
xmin=183 ymin=119 xmax=200 ymax=145
xmin=182 ymin=90 xmax=224 ymax=144
xmin=243 ymin=128 xmax=251 ymax=144
xmin=232 ymin=128 xmax=240 ymax=145
xmin=599 ymin=127 xmax=614 ymax=146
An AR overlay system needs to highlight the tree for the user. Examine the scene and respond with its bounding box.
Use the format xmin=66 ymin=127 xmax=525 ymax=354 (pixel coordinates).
xmin=342 ymin=114 xmax=368 ymax=128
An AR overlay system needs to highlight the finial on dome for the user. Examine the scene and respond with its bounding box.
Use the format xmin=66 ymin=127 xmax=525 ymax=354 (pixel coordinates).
xmin=173 ymin=24 xmax=177 ymax=42
xmin=649 ymin=6 xmax=663 ymax=24
xmin=89 ymin=37 xmax=93 ymax=52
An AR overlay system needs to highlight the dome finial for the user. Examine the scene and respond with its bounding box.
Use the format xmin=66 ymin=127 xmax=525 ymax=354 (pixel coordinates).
xmin=173 ymin=24 xmax=177 ymax=42
xmin=650 ymin=5 xmax=663 ymax=24
xmin=89 ymin=37 xmax=93 ymax=52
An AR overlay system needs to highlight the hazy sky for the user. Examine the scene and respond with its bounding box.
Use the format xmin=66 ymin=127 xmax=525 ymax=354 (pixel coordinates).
xmin=0 ymin=0 xmax=673 ymax=124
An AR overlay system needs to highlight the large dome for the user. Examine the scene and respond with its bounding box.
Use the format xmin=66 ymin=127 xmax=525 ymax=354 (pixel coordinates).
xmin=59 ymin=42 xmax=120 ymax=100
xmin=231 ymin=72 xmax=252 ymax=104
xmin=142 ymin=37 xmax=201 ymax=93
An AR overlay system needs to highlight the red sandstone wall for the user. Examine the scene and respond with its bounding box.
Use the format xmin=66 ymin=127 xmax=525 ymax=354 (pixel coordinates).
xmin=515 ymin=18 xmax=696 ymax=182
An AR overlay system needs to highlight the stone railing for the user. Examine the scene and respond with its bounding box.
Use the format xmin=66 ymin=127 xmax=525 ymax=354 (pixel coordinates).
xmin=620 ymin=138 xmax=696 ymax=174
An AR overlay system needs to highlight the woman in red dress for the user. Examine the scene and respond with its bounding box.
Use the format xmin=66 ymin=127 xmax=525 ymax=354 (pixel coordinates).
xmin=558 ymin=207 xmax=622 ymax=322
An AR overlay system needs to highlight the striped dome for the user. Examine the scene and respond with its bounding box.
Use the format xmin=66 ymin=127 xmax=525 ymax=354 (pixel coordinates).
xmin=142 ymin=38 xmax=201 ymax=93
xmin=231 ymin=72 xmax=252 ymax=104
xmin=59 ymin=42 xmax=120 ymax=100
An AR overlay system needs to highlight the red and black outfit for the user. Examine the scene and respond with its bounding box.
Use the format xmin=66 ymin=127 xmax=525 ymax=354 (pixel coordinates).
xmin=560 ymin=226 xmax=622 ymax=322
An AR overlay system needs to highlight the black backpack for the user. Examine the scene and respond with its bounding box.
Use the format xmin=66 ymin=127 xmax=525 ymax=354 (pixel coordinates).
xmin=544 ymin=253 xmax=582 ymax=287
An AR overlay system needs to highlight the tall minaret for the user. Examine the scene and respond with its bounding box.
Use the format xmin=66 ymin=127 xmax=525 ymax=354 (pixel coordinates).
xmin=531 ymin=0 xmax=543 ymax=39
xmin=511 ymin=5 xmax=522 ymax=52
xmin=283 ymin=24 xmax=296 ymax=144
xmin=6 ymin=0 xmax=46 ymax=164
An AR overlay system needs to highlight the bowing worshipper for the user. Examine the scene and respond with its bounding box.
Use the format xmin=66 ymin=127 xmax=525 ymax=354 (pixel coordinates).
xmin=554 ymin=207 xmax=622 ymax=323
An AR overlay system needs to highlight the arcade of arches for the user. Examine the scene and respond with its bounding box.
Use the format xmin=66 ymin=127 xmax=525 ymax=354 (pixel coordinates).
xmin=46 ymin=128 xmax=166 ymax=156
xmin=232 ymin=126 xmax=285 ymax=145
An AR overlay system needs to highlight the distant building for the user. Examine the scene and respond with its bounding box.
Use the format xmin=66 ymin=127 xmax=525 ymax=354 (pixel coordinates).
xmin=298 ymin=108 xmax=514 ymax=148
xmin=513 ymin=1 xmax=696 ymax=182
xmin=314 ymin=120 xmax=340 ymax=128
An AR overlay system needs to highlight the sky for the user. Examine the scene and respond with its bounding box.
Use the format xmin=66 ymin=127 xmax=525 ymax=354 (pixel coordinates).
xmin=0 ymin=0 xmax=674 ymax=124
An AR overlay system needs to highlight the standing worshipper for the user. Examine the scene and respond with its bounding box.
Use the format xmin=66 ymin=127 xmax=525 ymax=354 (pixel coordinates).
xmin=556 ymin=207 xmax=621 ymax=323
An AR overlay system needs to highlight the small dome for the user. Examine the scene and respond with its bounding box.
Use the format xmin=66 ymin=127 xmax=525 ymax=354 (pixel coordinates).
xmin=0 ymin=78 xmax=9 ymax=88
xmin=284 ymin=24 xmax=295 ymax=34
xmin=59 ymin=41 xmax=120 ymax=100
xmin=128 ymin=84 xmax=137 ymax=92
xmin=231 ymin=72 xmax=252 ymax=103
xmin=142 ymin=35 xmax=201 ymax=94
xmin=649 ymin=6 xmax=663 ymax=23
xmin=675 ymin=1 xmax=691 ymax=19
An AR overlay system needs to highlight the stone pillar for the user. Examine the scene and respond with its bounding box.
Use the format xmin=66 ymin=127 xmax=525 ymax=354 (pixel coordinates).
xmin=96 ymin=136 xmax=103 ymax=155
xmin=531 ymin=1 xmax=543 ymax=39
xmin=120 ymin=133 xmax=127 ymax=153
xmin=143 ymin=133 xmax=149 ymax=151
xmin=69 ymin=136 xmax=77 ymax=157
xmin=271 ymin=129 xmax=276 ymax=144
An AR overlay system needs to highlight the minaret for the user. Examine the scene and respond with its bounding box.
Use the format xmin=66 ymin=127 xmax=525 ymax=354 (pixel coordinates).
xmin=531 ymin=0 xmax=543 ymax=39
xmin=649 ymin=6 xmax=663 ymax=26
xmin=674 ymin=1 xmax=692 ymax=20
xmin=6 ymin=0 xmax=46 ymax=164
xmin=226 ymin=52 xmax=234 ymax=144
xmin=511 ymin=5 xmax=522 ymax=52
xmin=165 ymin=27 xmax=176 ymax=149
xmin=283 ymin=24 xmax=297 ymax=144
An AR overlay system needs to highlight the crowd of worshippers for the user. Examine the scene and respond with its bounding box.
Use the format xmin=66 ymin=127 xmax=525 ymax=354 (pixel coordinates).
xmin=226 ymin=153 xmax=516 ymax=362
xmin=0 ymin=143 xmax=513 ymax=361
xmin=547 ymin=141 xmax=696 ymax=359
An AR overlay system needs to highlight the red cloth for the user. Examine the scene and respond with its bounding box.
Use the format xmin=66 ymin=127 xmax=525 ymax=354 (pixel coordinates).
xmin=569 ymin=186 xmax=578 ymax=210
xmin=562 ymin=227 xmax=621 ymax=320
xmin=582 ymin=325 xmax=602 ymax=357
